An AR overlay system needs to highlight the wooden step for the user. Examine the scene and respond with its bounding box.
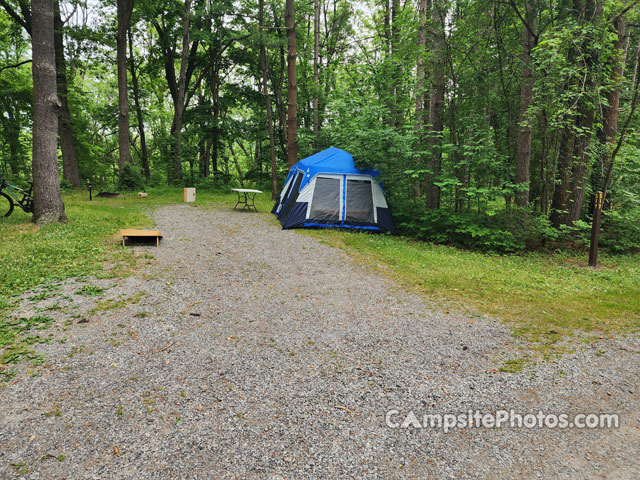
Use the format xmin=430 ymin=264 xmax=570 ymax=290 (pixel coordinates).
xmin=120 ymin=229 xmax=162 ymax=247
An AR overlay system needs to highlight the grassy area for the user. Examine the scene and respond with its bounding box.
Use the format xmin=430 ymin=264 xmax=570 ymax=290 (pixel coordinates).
xmin=0 ymin=187 xmax=269 ymax=312
xmin=0 ymin=187 xmax=266 ymax=379
xmin=2 ymin=188 xmax=638 ymax=372
xmin=302 ymin=230 xmax=640 ymax=362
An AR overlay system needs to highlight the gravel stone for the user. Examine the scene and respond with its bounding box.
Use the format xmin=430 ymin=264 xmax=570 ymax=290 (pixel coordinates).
xmin=1 ymin=204 xmax=638 ymax=479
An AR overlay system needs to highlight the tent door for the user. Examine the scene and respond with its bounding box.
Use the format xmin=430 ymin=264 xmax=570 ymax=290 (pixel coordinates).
xmin=344 ymin=177 xmax=374 ymax=224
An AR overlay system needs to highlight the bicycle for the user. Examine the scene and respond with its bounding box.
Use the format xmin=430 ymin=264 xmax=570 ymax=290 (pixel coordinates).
xmin=0 ymin=177 xmax=34 ymax=217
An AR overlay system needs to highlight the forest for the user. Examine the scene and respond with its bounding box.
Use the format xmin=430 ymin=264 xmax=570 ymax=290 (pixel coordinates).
xmin=1 ymin=0 xmax=639 ymax=253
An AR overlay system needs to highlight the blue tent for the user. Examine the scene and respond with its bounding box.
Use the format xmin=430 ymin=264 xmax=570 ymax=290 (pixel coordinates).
xmin=272 ymin=147 xmax=397 ymax=234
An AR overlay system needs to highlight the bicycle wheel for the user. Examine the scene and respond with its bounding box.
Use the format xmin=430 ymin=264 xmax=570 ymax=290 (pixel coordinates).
xmin=1 ymin=192 xmax=14 ymax=217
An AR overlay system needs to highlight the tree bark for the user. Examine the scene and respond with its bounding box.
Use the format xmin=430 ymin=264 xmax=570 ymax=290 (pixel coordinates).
xmin=550 ymin=124 xmax=576 ymax=227
xmin=31 ymin=0 xmax=66 ymax=224
xmin=259 ymin=0 xmax=278 ymax=199
xmin=116 ymin=0 xmax=134 ymax=180
xmin=413 ymin=0 xmax=427 ymax=198
xmin=312 ymin=0 xmax=320 ymax=145
xmin=285 ymin=0 xmax=298 ymax=167
xmin=550 ymin=0 xmax=603 ymax=225
xmin=53 ymin=0 xmax=80 ymax=187
xmin=514 ymin=0 xmax=536 ymax=208
xmin=425 ymin=0 xmax=444 ymax=210
xmin=128 ymin=26 xmax=150 ymax=181
xmin=600 ymin=17 xmax=633 ymax=198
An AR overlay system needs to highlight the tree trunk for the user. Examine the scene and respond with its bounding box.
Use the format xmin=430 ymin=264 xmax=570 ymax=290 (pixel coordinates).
xmin=169 ymin=0 xmax=192 ymax=184
xmin=514 ymin=0 xmax=536 ymax=208
xmin=567 ymin=107 xmax=596 ymax=221
xmin=312 ymin=0 xmax=320 ymax=145
xmin=53 ymin=0 xmax=81 ymax=187
xmin=31 ymin=0 xmax=66 ymax=224
xmin=600 ymin=17 xmax=633 ymax=199
xmin=211 ymin=60 xmax=220 ymax=174
xmin=550 ymin=125 xmax=576 ymax=227
xmin=425 ymin=0 xmax=444 ymax=210
xmin=128 ymin=26 xmax=150 ymax=181
xmin=413 ymin=0 xmax=427 ymax=198
xmin=285 ymin=0 xmax=298 ymax=167
xmin=259 ymin=0 xmax=278 ymax=199
xmin=551 ymin=0 xmax=603 ymax=225
xmin=116 ymin=0 xmax=134 ymax=180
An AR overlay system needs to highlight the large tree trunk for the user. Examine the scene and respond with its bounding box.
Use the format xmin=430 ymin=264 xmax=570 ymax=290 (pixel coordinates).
xmin=212 ymin=85 xmax=220 ymax=173
xmin=259 ymin=0 xmax=278 ymax=199
xmin=425 ymin=0 xmax=444 ymax=210
xmin=169 ymin=0 xmax=192 ymax=184
xmin=116 ymin=0 xmax=134 ymax=179
xmin=31 ymin=0 xmax=66 ymax=224
xmin=285 ymin=0 xmax=298 ymax=167
xmin=53 ymin=0 xmax=80 ymax=187
xmin=312 ymin=0 xmax=320 ymax=145
xmin=550 ymin=124 xmax=576 ymax=227
xmin=566 ymin=106 xmax=596 ymax=221
xmin=413 ymin=0 xmax=427 ymax=198
xmin=514 ymin=0 xmax=536 ymax=208
xmin=128 ymin=26 xmax=150 ymax=181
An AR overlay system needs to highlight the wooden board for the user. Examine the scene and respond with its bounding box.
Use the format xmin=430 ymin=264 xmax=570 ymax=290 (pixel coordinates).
xmin=120 ymin=229 xmax=162 ymax=247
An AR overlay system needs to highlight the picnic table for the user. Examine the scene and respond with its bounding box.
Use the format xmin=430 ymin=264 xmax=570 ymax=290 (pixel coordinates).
xmin=232 ymin=188 xmax=263 ymax=212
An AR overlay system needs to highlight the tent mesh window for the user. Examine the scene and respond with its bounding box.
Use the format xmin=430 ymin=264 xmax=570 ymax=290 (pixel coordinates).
xmin=345 ymin=179 xmax=374 ymax=223
xmin=279 ymin=172 xmax=304 ymax=219
xmin=309 ymin=177 xmax=341 ymax=222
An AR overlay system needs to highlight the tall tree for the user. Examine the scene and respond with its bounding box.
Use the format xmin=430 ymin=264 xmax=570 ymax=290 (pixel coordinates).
xmin=514 ymin=0 xmax=536 ymax=208
xmin=285 ymin=0 xmax=297 ymax=167
xmin=312 ymin=0 xmax=320 ymax=144
xmin=259 ymin=0 xmax=278 ymax=198
xmin=116 ymin=0 xmax=134 ymax=179
xmin=425 ymin=0 xmax=444 ymax=209
xmin=551 ymin=0 xmax=603 ymax=226
xmin=53 ymin=0 xmax=80 ymax=187
xmin=1 ymin=0 xmax=81 ymax=186
xmin=414 ymin=0 xmax=427 ymax=197
xmin=128 ymin=25 xmax=150 ymax=181
xmin=31 ymin=0 xmax=66 ymax=223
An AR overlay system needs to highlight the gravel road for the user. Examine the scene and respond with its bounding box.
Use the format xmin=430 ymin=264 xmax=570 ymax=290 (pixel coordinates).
xmin=1 ymin=203 xmax=638 ymax=479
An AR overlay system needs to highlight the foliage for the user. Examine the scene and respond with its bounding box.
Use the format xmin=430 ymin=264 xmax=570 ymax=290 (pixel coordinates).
xmin=119 ymin=163 xmax=146 ymax=191
xmin=1 ymin=0 xmax=640 ymax=252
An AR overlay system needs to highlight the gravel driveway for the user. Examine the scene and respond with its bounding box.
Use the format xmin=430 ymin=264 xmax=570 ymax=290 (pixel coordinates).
xmin=1 ymin=203 xmax=638 ymax=479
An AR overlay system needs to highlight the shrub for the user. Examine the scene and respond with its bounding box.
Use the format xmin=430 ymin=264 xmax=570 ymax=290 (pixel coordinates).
xmin=119 ymin=163 xmax=146 ymax=191
xmin=600 ymin=207 xmax=640 ymax=253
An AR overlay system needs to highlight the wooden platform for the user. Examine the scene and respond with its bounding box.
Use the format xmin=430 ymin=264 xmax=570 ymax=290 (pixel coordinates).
xmin=120 ymin=229 xmax=162 ymax=247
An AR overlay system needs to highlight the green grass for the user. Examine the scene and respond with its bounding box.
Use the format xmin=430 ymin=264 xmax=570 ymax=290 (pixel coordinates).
xmin=0 ymin=191 xmax=152 ymax=312
xmin=0 ymin=187 xmax=271 ymax=311
xmin=0 ymin=187 xmax=269 ymax=378
xmin=2 ymin=187 xmax=638 ymax=370
xmin=302 ymin=230 xmax=640 ymax=359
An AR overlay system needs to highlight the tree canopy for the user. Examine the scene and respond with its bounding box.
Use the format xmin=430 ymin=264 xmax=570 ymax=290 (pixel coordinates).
xmin=1 ymin=0 xmax=639 ymax=250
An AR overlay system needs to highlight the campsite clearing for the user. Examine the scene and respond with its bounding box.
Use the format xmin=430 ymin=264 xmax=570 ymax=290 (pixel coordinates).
xmin=0 ymin=196 xmax=638 ymax=478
